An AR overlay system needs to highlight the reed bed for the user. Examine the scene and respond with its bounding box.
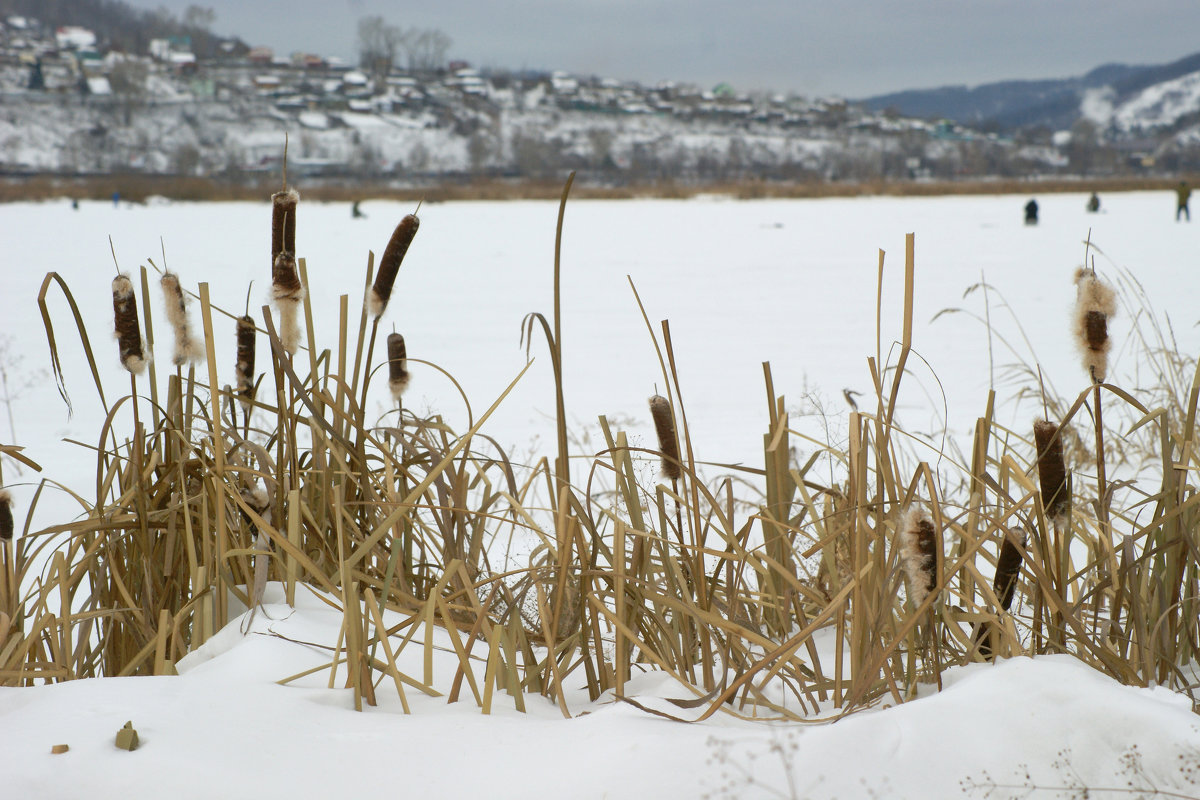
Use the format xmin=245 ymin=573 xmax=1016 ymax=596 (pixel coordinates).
xmin=2 ymin=174 xmax=1197 ymax=723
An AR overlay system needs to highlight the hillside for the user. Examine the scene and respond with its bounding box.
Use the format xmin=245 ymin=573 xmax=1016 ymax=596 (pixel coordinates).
xmin=861 ymin=51 xmax=1200 ymax=134
xmin=1 ymin=0 xmax=1200 ymax=184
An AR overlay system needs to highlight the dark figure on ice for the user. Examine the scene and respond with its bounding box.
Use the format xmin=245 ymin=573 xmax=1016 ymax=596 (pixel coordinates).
xmin=352 ymin=200 xmax=366 ymax=219
xmin=1024 ymin=198 xmax=1039 ymax=225
xmin=1086 ymin=192 xmax=1100 ymax=213
xmin=1176 ymin=181 xmax=1191 ymax=221
xmin=112 ymin=190 xmax=120 ymax=208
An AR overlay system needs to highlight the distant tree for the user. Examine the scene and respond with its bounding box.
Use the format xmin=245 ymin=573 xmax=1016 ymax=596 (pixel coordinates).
xmin=402 ymin=28 xmax=452 ymax=72
xmin=467 ymin=132 xmax=494 ymax=173
xmin=171 ymin=143 xmax=202 ymax=175
xmin=183 ymin=5 xmax=215 ymax=30
xmin=357 ymin=16 xmax=405 ymax=79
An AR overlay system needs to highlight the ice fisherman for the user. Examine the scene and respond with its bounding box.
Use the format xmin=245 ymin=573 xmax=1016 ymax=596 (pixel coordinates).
xmin=1176 ymin=181 xmax=1191 ymax=221
xmin=1087 ymin=192 xmax=1100 ymax=213
xmin=1024 ymin=198 xmax=1038 ymax=225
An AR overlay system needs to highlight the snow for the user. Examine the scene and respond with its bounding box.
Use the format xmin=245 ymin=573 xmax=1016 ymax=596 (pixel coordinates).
xmin=3 ymin=190 xmax=1198 ymax=524
xmin=1111 ymin=69 xmax=1200 ymax=132
xmin=2 ymin=583 xmax=1197 ymax=799
xmin=1 ymin=191 xmax=1199 ymax=797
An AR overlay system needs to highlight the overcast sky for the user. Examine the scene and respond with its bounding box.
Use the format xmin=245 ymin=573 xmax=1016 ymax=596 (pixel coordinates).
xmin=126 ymin=1 xmax=1200 ymax=98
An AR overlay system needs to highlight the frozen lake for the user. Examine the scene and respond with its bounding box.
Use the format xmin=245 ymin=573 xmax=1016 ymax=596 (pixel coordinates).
xmin=2 ymin=189 xmax=1196 ymax=515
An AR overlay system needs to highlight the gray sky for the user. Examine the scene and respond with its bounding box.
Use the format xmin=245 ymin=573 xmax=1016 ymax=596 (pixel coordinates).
xmin=128 ymin=1 xmax=1200 ymax=98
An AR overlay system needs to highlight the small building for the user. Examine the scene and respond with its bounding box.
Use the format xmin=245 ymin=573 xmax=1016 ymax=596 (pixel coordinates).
xmin=247 ymin=46 xmax=274 ymax=65
xmin=85 ymin=76 xmax=112 ymax=96
xmin=55 ymin=26 xmax=96 ymax=51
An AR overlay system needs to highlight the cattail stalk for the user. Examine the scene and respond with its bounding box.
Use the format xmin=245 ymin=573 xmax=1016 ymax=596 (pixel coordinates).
xmin=271 ymin=251 xmax=304 ymax=357
xmin=976 ymin=528 xmax=1026 ymax=658
xmin=648 ymin=395 xmax=681 ymax=480
xmin=1033 ymin=419 xmax=1069 ymax=523
xmin=899 ymin=507 xmax=938 ymax=610
xmin=112 ymin=274 xmax=146 ymax=374
xmin=160 ymin=272 xmax=202 ymax=366
xmin=235 ymin=315 xmax=256 ymax=410
xmin=0 ymin=490 xmax=12 ymax=541
xmin=368 ymin=213 xmax=419 ymax=318
xmin=993 ymin=528 xmax=1025 ymax=611
xmin=1074 ymin=266 xmax=1115 ymax=539
xmin=271 ymin=188 xmax=298 ymax=266
xmin=1073 ymin=267 xmax=1115 ymax=384
xmin=386 ymin=333 xmax=409 ymax=401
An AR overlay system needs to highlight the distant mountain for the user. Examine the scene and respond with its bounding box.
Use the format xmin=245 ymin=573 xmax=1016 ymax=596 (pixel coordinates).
xmin=860 ymin=52 xmax=1200 ymax=132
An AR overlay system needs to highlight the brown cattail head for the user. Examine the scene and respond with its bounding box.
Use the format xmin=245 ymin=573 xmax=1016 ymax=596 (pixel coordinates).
xmin=0 ymin=489 xmax=12 ymax=540
xmin=160 ymin=272 xmax=203 ymax=366
xmin=648 ymin=394 xmax=682 ymax=481
xmin=368 ymin=213 xmax=419 ymax=318
xmin=1074 ymin=268 xmax=1115 ymax=383
xmin=112 ymin=274 xmax=146 ymax=374
xmin=271 ymin=188 xmax=299 ymax=265
xmin=1033 ymin=418 xmax=1070 ymax=523
xmin=235 ymin=315 xmax=256 ymax=408
xmin=898 ymin=506 xmax=939 ymax=610
xmin=976 ymin=527 xmax=1027 ymax=659
xmin=386 ymin=332 xmax=409 ymax=400
xmin=271 ymin=252 xmax=305 ymax=355
xmin=272 ymin=252 xmax=303 ymax=300
xmin=993 ymin=528 xmax=1026 ymax=611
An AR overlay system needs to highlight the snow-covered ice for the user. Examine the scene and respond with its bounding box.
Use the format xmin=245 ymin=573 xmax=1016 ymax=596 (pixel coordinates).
xmin=1 ymin=190 xmax=1199 ymax=798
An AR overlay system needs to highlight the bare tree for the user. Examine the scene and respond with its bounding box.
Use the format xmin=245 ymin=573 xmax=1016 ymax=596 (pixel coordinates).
xmin=402 ymin=28 xmax=452 ymax=72
xmin=358 ymin=16 xmax=406 ymax=79
xmin=183 ymin=5 xmax=215 ymax=30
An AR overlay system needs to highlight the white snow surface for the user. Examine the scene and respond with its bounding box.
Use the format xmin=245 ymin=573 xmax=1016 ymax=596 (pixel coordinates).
xmin=1 ymin=192 xmax=1199 ymax=797
xmin=2 ymin=585 xmax=1198 ymax=799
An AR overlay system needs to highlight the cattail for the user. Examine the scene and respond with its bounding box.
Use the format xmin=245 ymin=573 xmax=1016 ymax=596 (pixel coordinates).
xmin=0 ymin=490 xmax=12 ymax=541
xmin=1033 ymin=419 xmax=1069 ymax=523
xmin=112 ymin=274 xmax=147 ymax=374
xmin=993 ymin=528 xmax=1025 ymax=612
xmin=235 ymin=315 xmax=256 ymax=409
xmin=270 ymin=188 xmax=304 ymax=355
xmin=977 ymin=527 xmax=1026 ymax=658
xmin=271 ymin=188 xmax=298 ymax=265
xmin=386 ymin=333 xmax=409 ymax=400
xmin=160 ymin=272 xmax=202 ymax=366
xmin=648 ymin=394 xmax=681 ymax=480
xmin=368 ymin=213 xmax=419 ymax=318
xmin=272 ymin=253 xmax=304 ymax=355
xmin=898 ymin=506 xmax=938 ymax=609
xmin=1074 ymin=267 xmax=1115 ymax=383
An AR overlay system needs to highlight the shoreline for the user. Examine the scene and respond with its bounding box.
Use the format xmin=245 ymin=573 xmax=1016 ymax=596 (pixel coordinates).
xmin=0 ymin=173 xmax=1191 ymax=204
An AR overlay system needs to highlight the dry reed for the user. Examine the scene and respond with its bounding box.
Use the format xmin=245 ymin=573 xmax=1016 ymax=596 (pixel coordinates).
xmin=111 ymin=274 xmax=146 ymax=374
xmin=648 ymin=394 xmax=681 ymax=480
xmin=368 ymin=214 xmax=419 ymax=318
